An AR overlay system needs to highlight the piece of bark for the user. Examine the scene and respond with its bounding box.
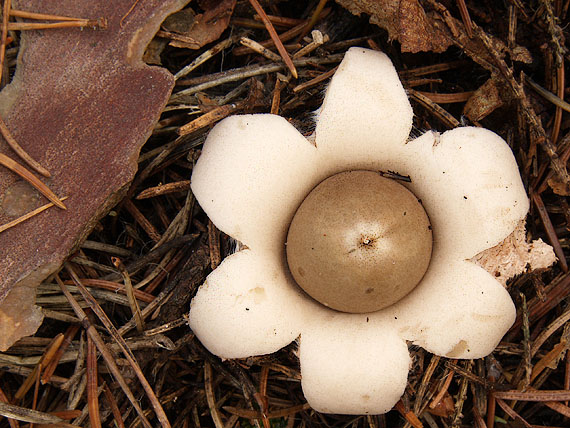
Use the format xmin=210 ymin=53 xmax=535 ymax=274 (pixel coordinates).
xmin=0 ymin=0 xmax=189 ymax=351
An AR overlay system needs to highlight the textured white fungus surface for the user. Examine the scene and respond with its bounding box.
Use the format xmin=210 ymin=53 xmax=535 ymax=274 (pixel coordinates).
xmin=188 ymin=249 xmax=315 ymax=359
xmin=191 ymin=114 xmax=326 ymax=254
xmin=189 ymin=47 xmax=541 ymax=415
xmin=300 ymin=314 xmax=409 ymax=414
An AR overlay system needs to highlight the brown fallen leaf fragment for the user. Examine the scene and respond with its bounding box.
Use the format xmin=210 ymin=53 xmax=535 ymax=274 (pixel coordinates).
xmin=471 ymin=221 xmax=556 ymax=286
xmin=158 ymin=0 xmax=236 ymax=50
xmin=463 ymin=77 xmax=505 ymax=122
xmin=335 ymin=0 xmax=452 ymax=53
xmin=0 ymin=0 xmax=190 ymax=351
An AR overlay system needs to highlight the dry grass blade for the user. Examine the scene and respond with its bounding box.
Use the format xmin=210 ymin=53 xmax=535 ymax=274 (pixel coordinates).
xmin=63 ymin=265 xmax=172 ymax=428
xmin=0 ymin=401 xmax=65 ymax=425
xmin=175 ymin=37 xmax=234 ymax=80
xmin=42 ymin=324 xmax=80 ymax=384
xmin=10 ymin=8 xmax=105 ymax=25
xmin=87 ymin=336 xmax=101 ymax=428
xmin=532 ymin=308 xmax=570 ymax=356
xmin=531 ymin=340 xmax=569 ymax=382
xmin=240 ymin=37 xmax=281 ymax=62
xmin=0 ymin=196 xmax=68 ymax=233
xmin=415 ymin=91 xmax=474 ymax=103
xmin=0 ymin=116 xmax=51 ymax=178
xmin=55 ymin=274 xmax=154 ymax=428
xmin=223 ymin=403 xmax=311 ymax=419
xmin=456 ymin=0 xmax=473 ymax=37
xmin=207 ymin=220 xmax=221 ymax=270
xmin=544 ymin=400 xmax=570 ymax=418
xmin=124 ymin=199 xmax=161 ymax=243
xmin=178 ymin=103 xmax=242 ymax=136
xmin=531 ymin=192 xmax=568 ymax=272
xmin=136 ymin=180 xmax=191 ymax=199
xmin=494 ymin=390 xmax=570 ymax=401
xmin=525 ymin=74 xmax=570 ymax=114
xmin=112 ymin=257 xmax=144 ymax=333
xmin=204 ymin=361 xmax=225 ymax=428
xmin=408 ymin=89 xmax=460 ymax=128
xmin=394 ymin=401 xmax=422 ymax=428
xmin=14 ymin=333 xmax=64 ymax=400
xmin=247 ymin=0 xmax=297 ymax=78
xmin=102 ymin=382 xmax=125 ymax=428
xmin=0 ymin=384 xmax=19 ymax=428
xmin=8 ymin=21 xmax=103 ymax=30
xmin=0 ymin=0 xmax=11 ymax=85
xmin=494 ymin=398 xmax=533 ymax=428
xmin=0 ymin=152 xmax=65 ymax=208
xmin=296 ymin=0 xmax=328 ymax=41
xmin=293 ymin=66 xmax=337 ymax=93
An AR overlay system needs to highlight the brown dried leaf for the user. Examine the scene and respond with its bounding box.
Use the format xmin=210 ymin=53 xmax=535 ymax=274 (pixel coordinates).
xmin=398 ymin=0 xmax=451 ymax=53
xmin=0 ymin=0 xmax=189 ymax=351
xmin=463 ymin=77 xmax=504 ymax=122
xmin=165 ymin=0 xmax=236 ymax=50
xmin=471 ymin=221 xmax=557 ymax=286
xmin=335 ymin=0 xmax=452 ymax=53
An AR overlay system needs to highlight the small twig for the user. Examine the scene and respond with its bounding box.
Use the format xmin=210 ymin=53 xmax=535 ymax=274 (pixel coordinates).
xmin=296 ymin=0 xmax=328 ymax=41
xmin=223 ymin=404 xmax=311 ymax=420
xmin=494 ymin=389 xmax=570 ymax=401
xmin=0 ymin=0 xmax=11 ymax=86
xmin=525 ymin=73 xmax=570 ymax=113
xmin=270 ymin=74 xmax=286 ymax=114
xmin=494 ymin=398 xmax=533 ymax=428
xmin=292 ymin=30 xmax=328 ymax=59
xmin=0 ymin=402 xmax=66 ymax=425
xmin=0 ymin=196 xmax=68 ymax=233
xmin=178 ymin=103 xmax=242 ymax=136
xmin=87 ymin=336 xmax=102 ymax=428
xmin=394 ymin=400 xmax=422 ymax=428
xmin=123 ymin=199 xmax=161 ymax=243
xmin=172 ymin=54 xmax=345 ymax=101
xmin=175 ymin=37 xmax=234 ymax=80
xmin=112 ymin=257 xmax=144 ymax=333
xmin=14 ymin=334 xmax=64 ymax=400
xmin=55 ymin=273 xmax=157 ymax=428
xmin=7 ymin=20 xmax=103 ymax=30
xmin=41 ymin=324 xmax=80 ymax=384
xmin=136 ymin=180 xmax=191 ymax=200
xmin=0 ymin=116 xmax=51 ymax=177
xmin=413 ymin=354 xmax=440 ymax=414
xmin=247 ymin=0 xmax=297 ymax=78
xmin=415 ymin=91 xmax=474 ymax=104
xmin=63 ymin=265 xmax=172 ymax=428
xmin=240 ymin=37 xmax=281 ymax=62
xmin=293 ymin=66 xmax=337 ymax=93
xmin=0 ymin=152 xmax=65 ymax=208
xmin=408 ymin=89 xmax=460 ymax=128
xmin=530 ymin=307 xmax=570 ymax=357
xmin=456 ymin=0 xmax=473 ymax=37
xmin=531 ymin=192 xmax=568 ymax=272
xmin=204 ymin=362 xmax=225 ymax=428
xmin=120 ymin=0 xmax=141 ymax=27
xmin=10 ymin=9 xmax=104 ymax=26
xmin=207 ymin=220 xmax=221 ymax=270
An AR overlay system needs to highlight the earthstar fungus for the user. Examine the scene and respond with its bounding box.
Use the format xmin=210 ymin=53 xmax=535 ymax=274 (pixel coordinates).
xmin=189 ymin=48 xmax=553 ymax=414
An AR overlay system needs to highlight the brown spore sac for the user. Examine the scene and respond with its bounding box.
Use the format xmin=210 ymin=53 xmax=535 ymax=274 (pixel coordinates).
xmin=286 ymin=170 xmax=432 ymax=313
